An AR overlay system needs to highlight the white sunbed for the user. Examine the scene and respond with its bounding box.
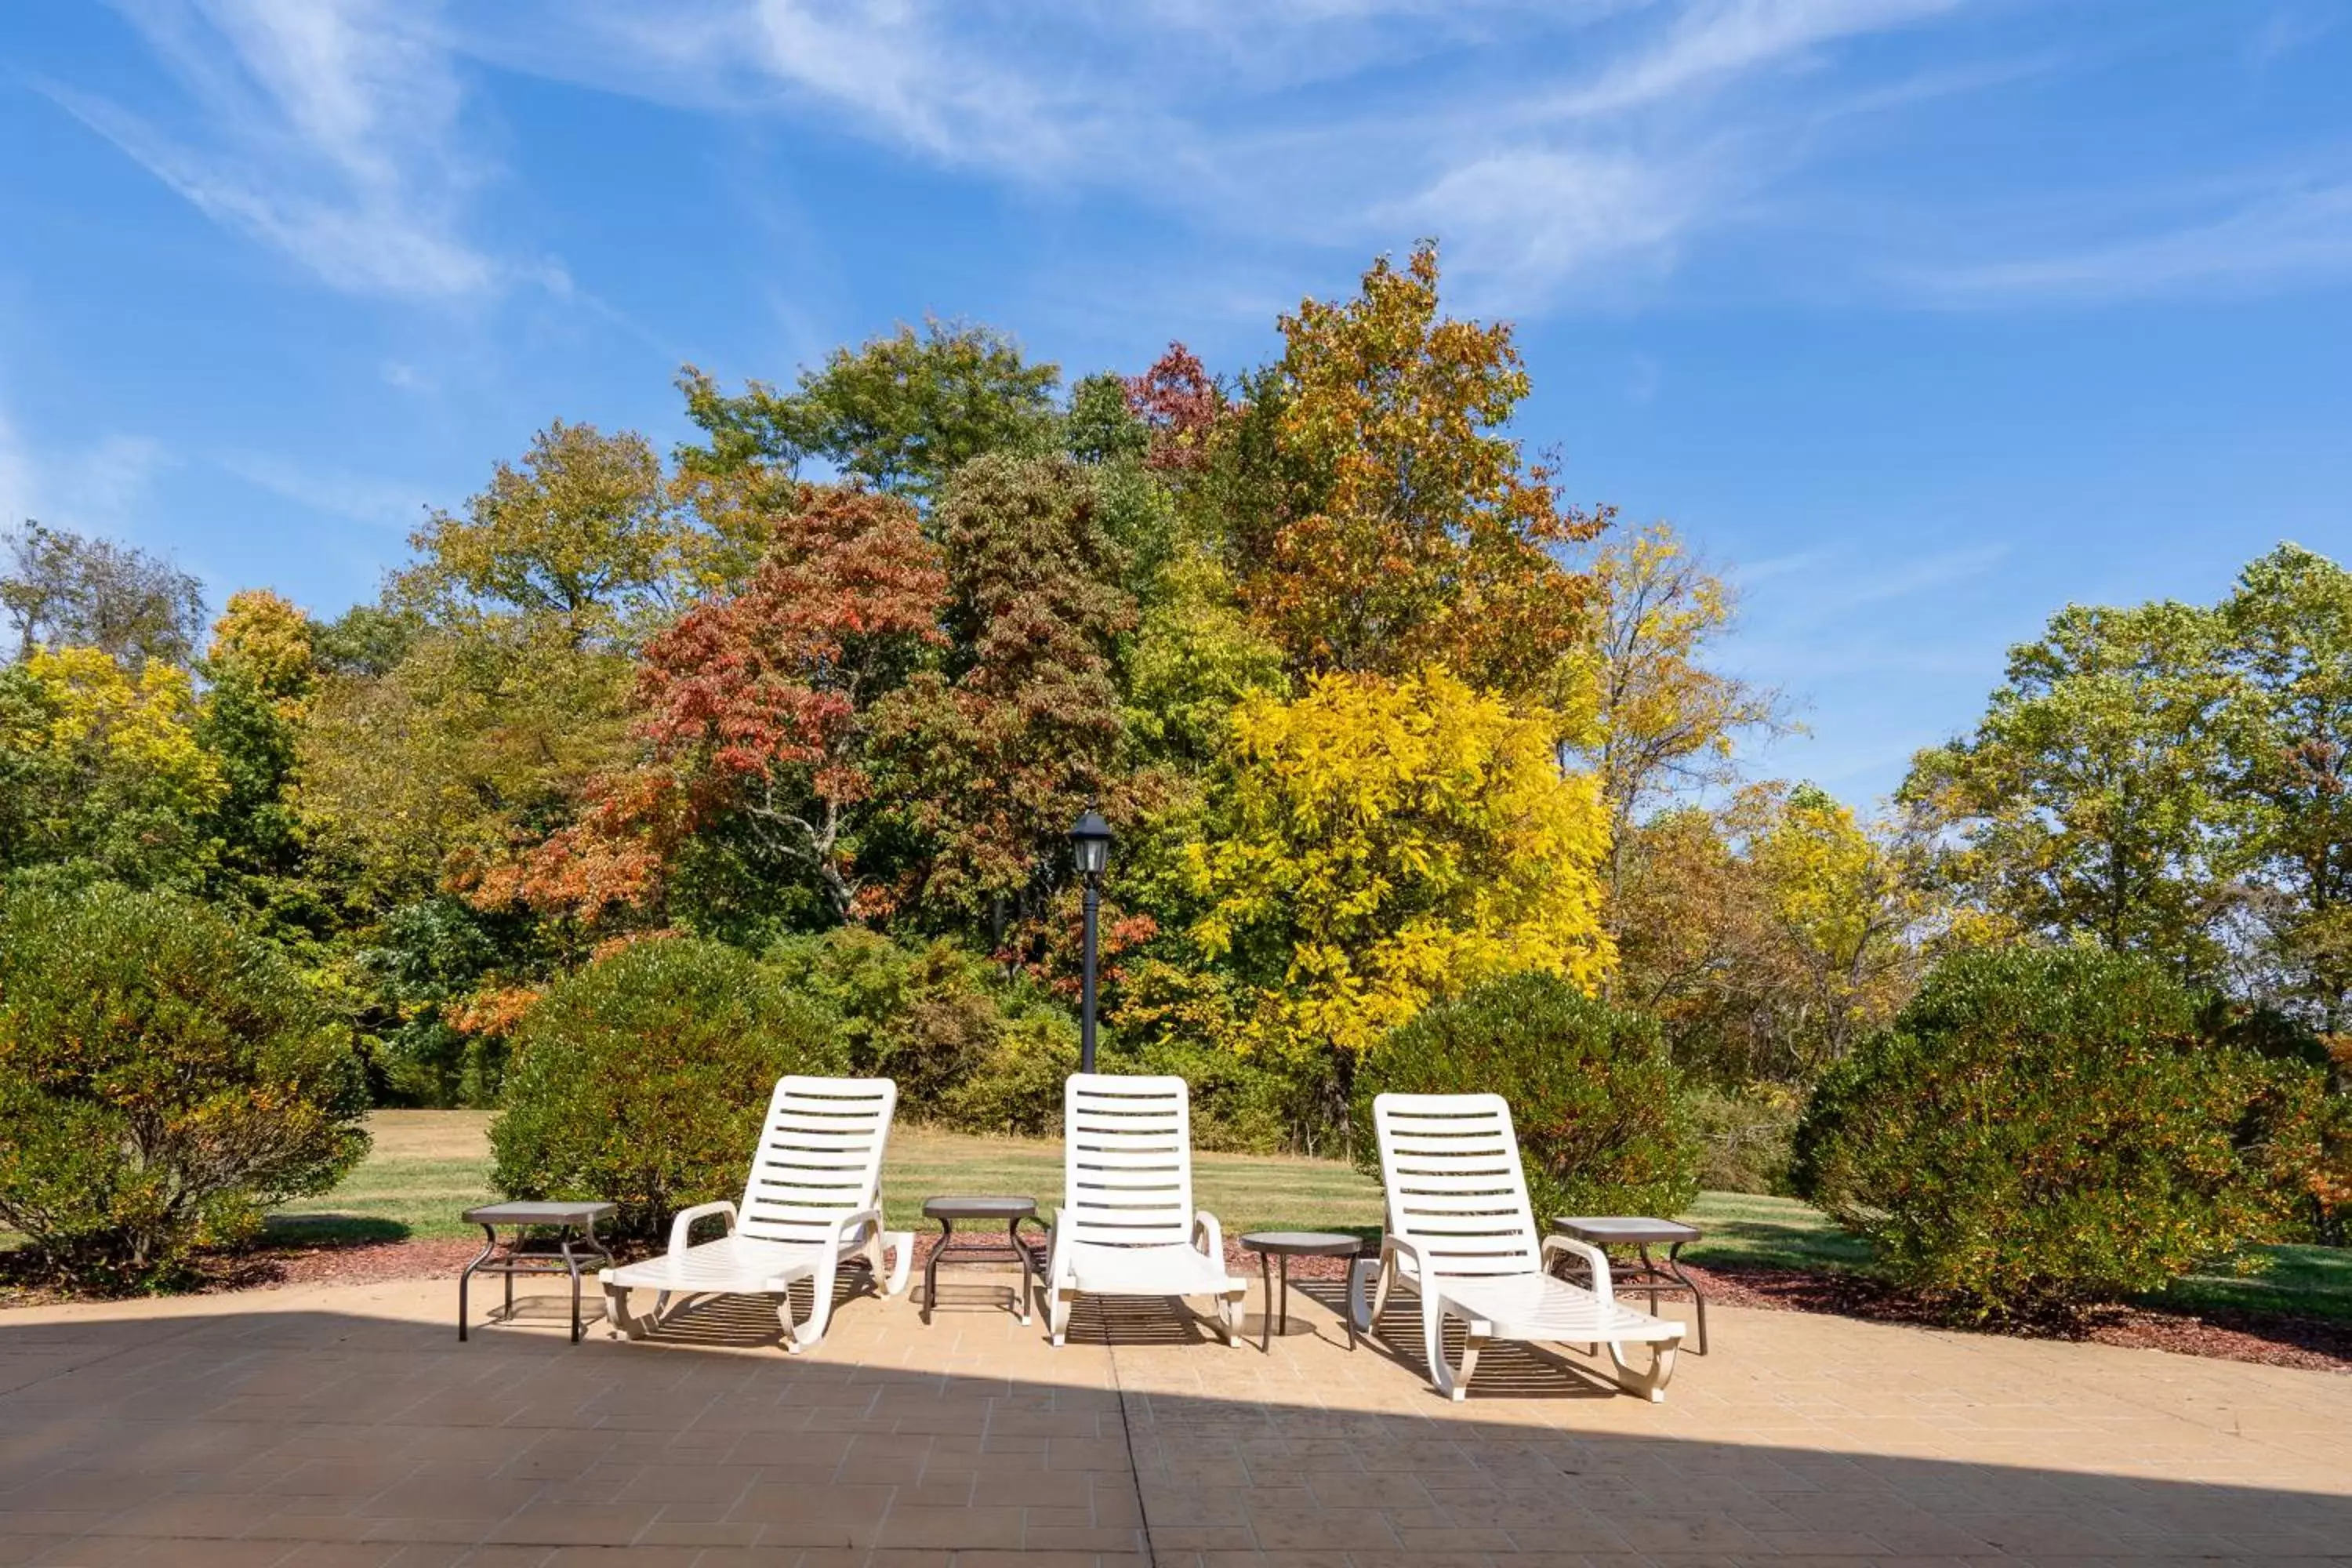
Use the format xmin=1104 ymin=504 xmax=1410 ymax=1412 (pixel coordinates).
xmin=1044 ymin=1073 xmax=1248 ymax=1346
xmin=600 ymin=1075 xmax=914 ymax=1352
xmin=1351 ymin=1091 xmax=1685 ymax=1401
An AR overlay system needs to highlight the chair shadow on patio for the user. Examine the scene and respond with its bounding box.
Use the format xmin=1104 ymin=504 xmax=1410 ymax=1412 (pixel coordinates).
xmin=1289 ymin=1278 xmax=1646 ymax=1400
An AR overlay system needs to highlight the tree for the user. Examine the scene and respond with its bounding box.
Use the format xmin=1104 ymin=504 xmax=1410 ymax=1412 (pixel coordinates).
xmin=299 ymin=426 xmax=696 ymax=907
xmin=873 ymin=454 xmax=1140 ymax=933
xmin=679 ymin=319 xmax=1061 ymax=506
xmin=2216 ymin=544 xmax=2352 ymax=1031
xmin=1567 ymin=522 xmax=1789 ymax=914
xmin=195 ymin=592 xmax=322 ymax=916
xmin=1241 ymin=243 xmax=1603 ymax=695
xmin=0 ymin=646 xmax=223 ymax=885
xmin=483 ymin=485 xmax=949 ymax=926
xmin=2 ymin=521 xmax=205 ymax=668
xmin=394 ymin=421 xmax=690 ymax=648
xmin=1189 ymin=667 xmax=1613 ymax=1106
xmin=1613 ymin=785 xmax=1927 ymax=1086
xmin=1901 ymin=599 xmax=2233 ymax=979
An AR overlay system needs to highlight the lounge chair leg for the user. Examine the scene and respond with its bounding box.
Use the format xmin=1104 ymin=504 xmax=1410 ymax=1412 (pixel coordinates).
xmin=1219 ymin=1291 xmax=1243 ymax=1346
xmin=790 ymin=1265 xmax=838 ymax=1352
xmin=1607 ymin=1336 xmax=1679 ymax=1402
xmin=1348 ymin=1258 xmax=1377 ymax=1333
xmin=1451 ymin=1332 xmax=1486 ymax=1403
xmin=604 ymin=1282 xmax=644 ymax=1340
xmin=1370 ymin=1260 xmax=1396 ymax=1332
xmin=1422 ymin=1297 xmax=1453 ymax=1399
xmin=881 ymin=1230 xmax=913 ymax=1296
xmin=1048 ymin=1285 xmax=1072 ymax=1346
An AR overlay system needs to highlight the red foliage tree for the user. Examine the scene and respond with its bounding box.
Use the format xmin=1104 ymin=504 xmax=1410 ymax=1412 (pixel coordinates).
xmin=1125 ymin=342 xmax=1226 ymax=473
xmin=480 ymin=485 xmax=948 ymax=923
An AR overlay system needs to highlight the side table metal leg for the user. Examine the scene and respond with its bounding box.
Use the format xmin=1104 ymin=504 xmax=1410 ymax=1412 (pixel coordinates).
xmin=1008 ymin=1217 xmax=1037 ymax=1325
xmin=561 ymin=1236 xmax=583 ymax=1345
xmin=1666 ymin=1241 xmax=1707 ymax=1354
xmin=459 ymin=1224 xmax=498 ymax=1342
xmin=923 ymin=1218 xmax=951 ymax=1326
xmin=1277 ymin=1254 xmax=1291 ymax=1338
xmin=1258 ymin=1250 xmax=1273 ymax=1352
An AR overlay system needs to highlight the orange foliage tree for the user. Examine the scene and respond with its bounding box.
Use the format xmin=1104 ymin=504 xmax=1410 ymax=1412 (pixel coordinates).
xmin=1240 ymin=241 xmax=1606 ymax=698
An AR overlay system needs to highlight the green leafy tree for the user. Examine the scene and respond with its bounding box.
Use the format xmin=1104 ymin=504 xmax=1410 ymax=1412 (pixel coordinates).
xmin=2217 ymin=544 xmax=2352 ymax=1031
xmin=680 ymin=319 xmax=1061 ymax=506
xmin=1901 ymin=600 xmax=2232 ymax=979
xmin=3 ymin=521 xmax=205 ymax=668
xmin=394 ymin=421 xmax=692 ymax=648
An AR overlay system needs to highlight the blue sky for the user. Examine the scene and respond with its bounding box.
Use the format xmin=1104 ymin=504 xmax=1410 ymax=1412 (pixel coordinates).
xmin=2 ymin=1 xmax=2347 ymax=804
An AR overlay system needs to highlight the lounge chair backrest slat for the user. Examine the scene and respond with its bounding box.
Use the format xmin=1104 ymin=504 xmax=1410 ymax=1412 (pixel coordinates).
xmin=736 ymin=1076 xmax=898 ymax=1246
xmin=1064 ymin=1073 xmax=1196 ymax=1248
xmin=1373 ymin=1092 xmax=1542 ymax=1279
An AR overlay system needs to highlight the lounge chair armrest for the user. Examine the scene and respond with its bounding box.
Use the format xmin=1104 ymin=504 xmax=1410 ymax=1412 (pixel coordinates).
xmin=1544 ymin=1234 xmax=1614 ymax=1308
xmin=667 ymin=1200 xmax=737 ymax=1257
xmin=1192 ymin=1209 xmax=1226 ymax=1259
xmin=1382 ymin=1232 xmax=1424 ymax=1274
xmin=826 ymin=1207 xmax=883 ymax=1247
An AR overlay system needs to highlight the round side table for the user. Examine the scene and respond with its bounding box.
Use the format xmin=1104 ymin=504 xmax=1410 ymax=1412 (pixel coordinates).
xmin=921 ymin=1195 xmax=1044 ymax=1325
xmin=1238 ymin=1231 xmax=1366 ymax=1352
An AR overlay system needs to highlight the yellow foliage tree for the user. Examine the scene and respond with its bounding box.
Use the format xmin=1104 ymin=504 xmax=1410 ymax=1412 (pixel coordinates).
xmin=1189 ymin=668 xmax=1613 ymax=1078
xmin=207 ymin=589 xmax=317 ymax=714
xmin=1566 ymin=521 xmax=1789 ymax=914
xmin=2 ymin=647 xmax=224 ymax=881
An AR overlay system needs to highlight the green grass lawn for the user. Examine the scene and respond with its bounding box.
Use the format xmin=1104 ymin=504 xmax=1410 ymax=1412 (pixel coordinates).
xmin=204 ymin=1110 xmax=2352 ymax=1326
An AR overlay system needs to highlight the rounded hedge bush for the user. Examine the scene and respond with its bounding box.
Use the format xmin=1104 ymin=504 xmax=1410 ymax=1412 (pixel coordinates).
xmin=491 ymin=937 xmax=844 ymax=1242
xmin=1355 ymin=971 xmax=1700 ymax=1221
xmin=0 ymin=881 xmax=369 ymax=1287
xmin=1792 ymin=946 xmax=2330 ymax=1319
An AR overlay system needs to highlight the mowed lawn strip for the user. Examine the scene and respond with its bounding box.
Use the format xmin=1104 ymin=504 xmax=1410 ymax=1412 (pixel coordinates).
xmin=239 ymin=1111 xmax=2351 ymax=1323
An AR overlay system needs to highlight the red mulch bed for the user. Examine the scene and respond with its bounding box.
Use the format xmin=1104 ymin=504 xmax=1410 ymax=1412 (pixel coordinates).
xmin=7 ymin=1234 xmax=2347 ymax=1377
xmin=1682 ymin=1259 xmax=2352 ymax=1374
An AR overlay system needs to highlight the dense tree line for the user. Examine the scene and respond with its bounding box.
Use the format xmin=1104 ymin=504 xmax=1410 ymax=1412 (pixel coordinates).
xmin=2 ymin=245 xmax=2346 ymax=1197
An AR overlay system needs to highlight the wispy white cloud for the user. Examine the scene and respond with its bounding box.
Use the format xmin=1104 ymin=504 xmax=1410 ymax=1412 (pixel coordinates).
xmin=1910 ymin=178 xmax=2352 ymax=303
xmin=0 ymin=406 xmax=170 ymax=538
xmin=448 ymin=0 xmax=1980 ymax=312
xmin=46 ymin=0 xmax=503 ymax=299
xmin=214 ymin=450 xmax=431 ymax=530
xmin=1536 ymin=0 xmax=1962 ymax=120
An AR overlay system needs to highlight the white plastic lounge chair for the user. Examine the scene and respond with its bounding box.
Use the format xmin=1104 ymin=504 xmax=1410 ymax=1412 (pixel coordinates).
xmin=1044 ymin=1073 xmax=1247 ymax=1346
xmin=1351 ymin=1092 xmax=1685 ymax=1401
xmin=600 ymin=1076 xmax=914 ymax=1352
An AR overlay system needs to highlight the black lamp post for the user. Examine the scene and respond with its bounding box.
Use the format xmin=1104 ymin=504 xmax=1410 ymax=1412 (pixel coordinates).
xmin=1069 ymin=803 xmax=1112 ymax=1073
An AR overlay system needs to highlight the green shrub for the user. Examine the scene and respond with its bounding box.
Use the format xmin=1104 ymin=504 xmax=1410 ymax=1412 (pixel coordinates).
xmin=1689 ymin=1082 xmax=1802 ymax=1195
xmin=1356 ymin=972 xmax=1700 ymax=1221
xmin=936 ymin=1011 xmax=1080 ymax=1138
xmin=764 ymin=928 xmax=1001 ymax=1111
xmin=0 ymin=882 xmax=369 ymax=1288
xmin=492 ymin=937 xmax=843 ymax=1242
xmin=1792 ymin=946 xmax=2331 ymax=1319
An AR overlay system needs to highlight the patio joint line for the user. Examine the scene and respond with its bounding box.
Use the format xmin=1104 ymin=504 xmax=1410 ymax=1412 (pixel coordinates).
xmin=1106 ymin=1339 xmax=1159 ymax=1568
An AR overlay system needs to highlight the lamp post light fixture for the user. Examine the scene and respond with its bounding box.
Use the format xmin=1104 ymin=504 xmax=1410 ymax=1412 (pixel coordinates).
xmin=1069 ymin=803 xmax=1113 ymax=1073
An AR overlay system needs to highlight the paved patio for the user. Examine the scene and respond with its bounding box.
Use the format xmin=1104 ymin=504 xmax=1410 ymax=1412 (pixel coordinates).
xmin=0 ymin=1262 xmax=2347 ymax=1567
